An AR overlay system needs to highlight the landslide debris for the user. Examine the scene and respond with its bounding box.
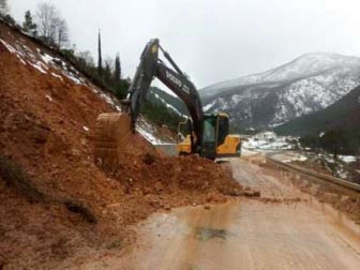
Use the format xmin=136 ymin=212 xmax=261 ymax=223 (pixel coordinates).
xmin=0 ymin=22 xmax=242 ymax=269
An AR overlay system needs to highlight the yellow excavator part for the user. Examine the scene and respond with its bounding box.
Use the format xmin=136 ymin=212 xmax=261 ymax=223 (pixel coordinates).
xmin=176 ymin=135 xmax=192 ymax=155
xmin=216 ymin=135 xmax=241 ymax=157
xmin=94 ymin=113 xmax=132 ymax=169
xmin=177 ymin=134 xmax=241 ymax=157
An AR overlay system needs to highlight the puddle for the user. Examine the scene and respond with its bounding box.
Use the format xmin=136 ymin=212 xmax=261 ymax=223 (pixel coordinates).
xmin=188 ymin=266 xmax=202 ymax=270
xmin=195 ymin=227 xmax=229 ymax=241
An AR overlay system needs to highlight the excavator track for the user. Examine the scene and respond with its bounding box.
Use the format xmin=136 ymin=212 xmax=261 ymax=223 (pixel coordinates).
xmin=94 ymin=113 xmax=132 ymax=169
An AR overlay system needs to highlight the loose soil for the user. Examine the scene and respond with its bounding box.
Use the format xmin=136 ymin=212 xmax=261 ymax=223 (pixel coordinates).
xmin=75 ymin=158 xmax=360 ymax=269
xmin=0 ymin=22 xmax=242 ymax=269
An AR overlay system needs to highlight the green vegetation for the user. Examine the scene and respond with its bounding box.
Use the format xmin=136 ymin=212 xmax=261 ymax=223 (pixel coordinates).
xmin=141 ymin=97 xmax=185 ymax=132
xmin=276 ymin=86 xmax=360 ymax=137
xmin=300 ymin=130 xmax=360 ymax=157
xmin=22 ymin=10 xmax=37 ymax=37
xmin=277 ymin=85 xmax=360 ymax=156
xmin=229 ymin=126 xmax=257 ymax=135
xmin=149 ymin=87 xmax=189 ymax=116
xmin=142 ymin=87 xmax=188 ymax=131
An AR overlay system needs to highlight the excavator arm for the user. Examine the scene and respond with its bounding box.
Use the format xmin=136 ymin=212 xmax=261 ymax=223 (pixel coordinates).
xmin=94 ymin=39 xmax=240 ymax=166
xmin=123 ymin=39 xmax=204 ymax=153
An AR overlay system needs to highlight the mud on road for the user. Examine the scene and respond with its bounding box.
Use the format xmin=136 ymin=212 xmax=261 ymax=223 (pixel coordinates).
xmin=79 ymin=158 xmax=360 ymax=270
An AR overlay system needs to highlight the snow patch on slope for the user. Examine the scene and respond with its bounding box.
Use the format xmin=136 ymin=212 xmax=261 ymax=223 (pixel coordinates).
xmin=338 ymin=155 xmax=357 ymax=164
xmin=153 ymin=92 xmax=186 ymax=117
xmin=1 ymin=37 xmax=166 ymax=145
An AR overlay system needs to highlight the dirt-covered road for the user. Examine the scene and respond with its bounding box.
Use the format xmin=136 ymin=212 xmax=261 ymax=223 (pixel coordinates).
xmin=82 ymin=158 xmax=360 ymax=270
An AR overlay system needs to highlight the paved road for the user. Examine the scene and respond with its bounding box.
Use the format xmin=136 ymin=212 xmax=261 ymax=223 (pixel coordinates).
xmin=82 ymin=158 xmax=360 ymax=270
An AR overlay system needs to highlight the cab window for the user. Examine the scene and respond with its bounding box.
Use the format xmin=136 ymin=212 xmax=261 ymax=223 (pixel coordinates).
xmin=203 ymin=117 xmax=216 ymax=143
xmin=217 ymin=116 xmax=229 ymax=145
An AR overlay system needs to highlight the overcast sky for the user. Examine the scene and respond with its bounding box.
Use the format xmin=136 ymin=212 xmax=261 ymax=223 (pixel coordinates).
xmin=8 ymin=0 xmax=360 ymax=88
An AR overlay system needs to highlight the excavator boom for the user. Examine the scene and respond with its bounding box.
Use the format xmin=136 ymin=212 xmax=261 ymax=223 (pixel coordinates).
xmin=123 ymin=39 xmax=204 ymax=152
xmin=94 ymin=39 xmax=240 ymax=167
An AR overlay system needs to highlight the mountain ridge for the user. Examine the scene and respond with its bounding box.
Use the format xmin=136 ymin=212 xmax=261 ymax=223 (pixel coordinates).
xmin=199 ymin=52 xmax=360 ymax=130
xmin=201 ymin=52 xmax=360 ymax=96
xmin=275 ymin=85 xmax=360 ymax=137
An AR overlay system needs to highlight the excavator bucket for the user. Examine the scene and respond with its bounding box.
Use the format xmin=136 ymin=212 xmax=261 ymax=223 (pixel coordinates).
xmin=94 ymin=113 xmax=132 ymax=170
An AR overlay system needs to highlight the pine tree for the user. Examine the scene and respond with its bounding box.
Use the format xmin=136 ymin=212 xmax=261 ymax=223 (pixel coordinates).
xmin=23 ymin=10 xmax=38 ymax=37
xmin=97 ymin=31 xmax=103 ymax=77
xmin=114 ymin=53 xmax=121 ymax=85
xmin=114 ymin=53 xmax=127 ymax=99
xmin=320 ymin=130 xmax=347 ymax=159
xmin=104 ymin=61 xmax=112 ymax=84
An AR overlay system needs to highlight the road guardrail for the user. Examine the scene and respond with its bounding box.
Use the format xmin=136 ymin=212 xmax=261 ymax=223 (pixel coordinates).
xmin=266 ymin=156 xmax=360 ymax=193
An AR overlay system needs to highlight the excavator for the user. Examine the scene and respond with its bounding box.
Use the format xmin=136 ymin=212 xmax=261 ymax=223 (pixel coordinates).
xmin=94 ymin=39 xmax=241 ymax=165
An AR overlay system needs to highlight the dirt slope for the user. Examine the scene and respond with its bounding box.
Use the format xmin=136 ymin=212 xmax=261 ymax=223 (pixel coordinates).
xmin=0 ymin=22 xmax=242 ymax=269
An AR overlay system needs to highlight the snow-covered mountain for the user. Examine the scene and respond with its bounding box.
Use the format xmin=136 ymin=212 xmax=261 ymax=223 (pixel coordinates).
xmin=200 ymin=53 xmax=360 ymax=130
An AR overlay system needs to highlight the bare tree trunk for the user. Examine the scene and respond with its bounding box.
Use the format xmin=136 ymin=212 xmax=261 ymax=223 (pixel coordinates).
xmin=36 ymin=2 xmax=68 ymax=47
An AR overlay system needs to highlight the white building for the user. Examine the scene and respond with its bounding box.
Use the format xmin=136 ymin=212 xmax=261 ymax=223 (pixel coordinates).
xmin=254 ymin=131 xmax=277 ymax=141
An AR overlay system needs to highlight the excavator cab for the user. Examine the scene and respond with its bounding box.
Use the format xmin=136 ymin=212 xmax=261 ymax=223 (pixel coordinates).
xmin=177 ymin=113 xmax=241 ymax=159
xmin=201 ymin=114 xmax=227 ymax=159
